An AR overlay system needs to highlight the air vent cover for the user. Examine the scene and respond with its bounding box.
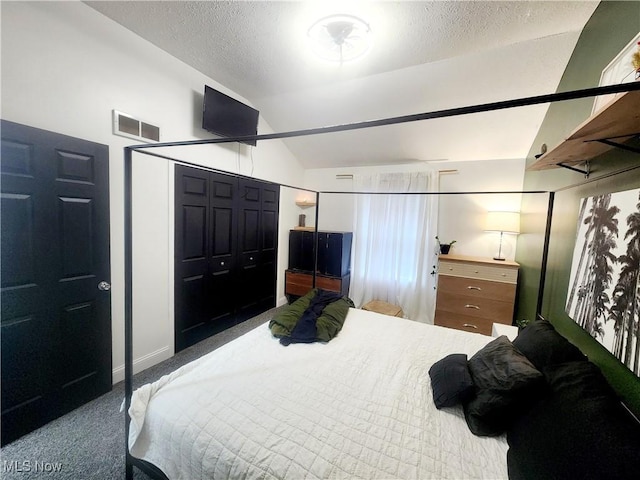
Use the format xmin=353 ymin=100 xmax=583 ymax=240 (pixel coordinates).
xmin=112 ymin=110 xmax=160 ymax=143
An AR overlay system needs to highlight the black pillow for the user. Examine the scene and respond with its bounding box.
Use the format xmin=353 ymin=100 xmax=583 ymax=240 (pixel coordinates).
xmin=513 ymin=319 xmax=586 ymax=370
xmin=463 ymin=336 xmax=544 ymax=436
xmin=428 ymin=354 xmax=474 ymax=409
xmin=507 ymin=361 xmax=640 ymax=480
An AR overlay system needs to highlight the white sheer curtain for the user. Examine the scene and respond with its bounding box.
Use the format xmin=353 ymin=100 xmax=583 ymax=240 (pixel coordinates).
xmin=350 ymin=171 xmax=439 ymax=323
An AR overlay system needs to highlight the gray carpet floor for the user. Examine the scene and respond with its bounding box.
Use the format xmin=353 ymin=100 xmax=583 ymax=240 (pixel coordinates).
xmin=0 ymin=307 xmax=282 ymax=479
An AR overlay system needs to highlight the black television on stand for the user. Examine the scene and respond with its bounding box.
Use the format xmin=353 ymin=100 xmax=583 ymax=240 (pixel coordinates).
xmin=202 ymin=85 xmax=259 ymax=146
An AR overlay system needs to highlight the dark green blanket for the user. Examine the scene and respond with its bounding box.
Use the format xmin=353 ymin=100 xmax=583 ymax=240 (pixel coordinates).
xmin=269 ymin=289 xmax=354 ymax=342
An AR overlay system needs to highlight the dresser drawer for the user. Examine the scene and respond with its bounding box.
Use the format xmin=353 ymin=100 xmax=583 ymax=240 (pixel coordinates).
xmin=435 ymin=290 xmax=515 ymax=323
xmin=285 ymin=271 xmax=313 ymax=287
xmin=434 ymin=311 xmax=495 ymax=336
xmin=285 ymin=271 xmax=312 ymax=297
xmin=439 ymin=260 xmax=518 ymax=284
xmin=285 ymin=270 xmax=348 ymax=297
xmin=316 ymin=275 xmax=341 ymax=292
xmin=437 ymin=275 xmax=516 ymax=302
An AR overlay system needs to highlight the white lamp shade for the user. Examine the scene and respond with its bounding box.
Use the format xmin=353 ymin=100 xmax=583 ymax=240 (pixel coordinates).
xmin=485 ymin=211 xmax=520 ymax=234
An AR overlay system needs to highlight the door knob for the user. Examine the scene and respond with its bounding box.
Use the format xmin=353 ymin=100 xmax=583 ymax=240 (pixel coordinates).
xmin=98 ymin=281 xmax=111 ymax=291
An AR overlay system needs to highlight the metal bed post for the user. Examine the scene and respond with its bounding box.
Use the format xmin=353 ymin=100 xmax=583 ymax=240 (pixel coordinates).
xmin=124 ymin=147 xmax=134 ymax=480
xmin=120 ymin=83 xmax=640 ymax=155
xmin=536 ymin=191 xmax=555 ymax=320
xmin=312 ymin=191 xmax=321 ymax=288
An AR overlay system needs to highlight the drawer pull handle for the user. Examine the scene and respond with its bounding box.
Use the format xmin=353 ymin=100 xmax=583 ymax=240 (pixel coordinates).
xmin=467 ymin=286 xmax=482 ymax=291
xmin=463 ymin=323 xmax=478 ymax=329
xmin=464 ymin=304 xmax=480 ymax=310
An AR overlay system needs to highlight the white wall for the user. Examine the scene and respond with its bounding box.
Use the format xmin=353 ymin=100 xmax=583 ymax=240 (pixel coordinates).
xmin=303 ymin=159 xmax=526 ymax=260
xmin=438 ymin=159 xmax=526 ymax=260
xmin=1 ymin=2 xmax=305 ymax=383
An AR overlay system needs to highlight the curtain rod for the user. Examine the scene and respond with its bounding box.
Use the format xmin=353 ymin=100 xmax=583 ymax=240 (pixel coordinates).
xmin=336 ymin=169 xmax=457 ymax=179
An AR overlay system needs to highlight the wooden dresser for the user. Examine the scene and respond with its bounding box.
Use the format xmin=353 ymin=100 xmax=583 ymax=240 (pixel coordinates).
xmin=434 ymin=254 xmax=519 ymax=335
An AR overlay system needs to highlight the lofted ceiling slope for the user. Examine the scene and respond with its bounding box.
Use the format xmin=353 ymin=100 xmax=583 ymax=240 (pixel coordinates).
xmin=85 ymin=1 xmax=600 ymax=169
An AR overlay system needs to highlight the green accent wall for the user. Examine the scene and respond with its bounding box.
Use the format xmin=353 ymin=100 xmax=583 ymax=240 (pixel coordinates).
xmin=517 ymin=1 xmax=640 ymax=415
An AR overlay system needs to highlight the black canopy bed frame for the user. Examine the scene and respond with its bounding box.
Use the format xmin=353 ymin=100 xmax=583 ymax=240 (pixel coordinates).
xmin=123 ymin=81 xmax=640 ymax=479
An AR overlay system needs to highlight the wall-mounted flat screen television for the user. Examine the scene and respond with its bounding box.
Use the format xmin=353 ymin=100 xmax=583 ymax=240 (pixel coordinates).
xmin=202 ymin=85 xmax=259 ymax=146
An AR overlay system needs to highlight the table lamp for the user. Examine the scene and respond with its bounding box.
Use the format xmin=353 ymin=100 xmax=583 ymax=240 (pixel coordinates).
xmin=485 ymin=211 xmax=520 ymax=260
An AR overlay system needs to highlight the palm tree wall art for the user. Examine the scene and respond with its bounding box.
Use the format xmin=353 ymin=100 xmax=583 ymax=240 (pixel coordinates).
xmin=566 ymin=188 xmax=640 ymax=376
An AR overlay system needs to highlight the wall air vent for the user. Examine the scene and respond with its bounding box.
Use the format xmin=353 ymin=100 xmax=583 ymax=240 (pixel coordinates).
xmin=112 ymin=110 xmax=160 ymax=143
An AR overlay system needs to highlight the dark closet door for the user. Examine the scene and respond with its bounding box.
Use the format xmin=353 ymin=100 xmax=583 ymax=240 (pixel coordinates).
xmin=0 ymin=120 xmax=111 ymax=446
xmin=258 ymin=183 xmax=280 ymax=311
xmin=175 ymin=166 xmax=279 ymax=351
xmin=207 ymin=172 xmax=237 ymax=331
xmin=175 ymin=165 xmax=211 ymax=351
xmin=236 ymin=179 xmax=262 ymax=322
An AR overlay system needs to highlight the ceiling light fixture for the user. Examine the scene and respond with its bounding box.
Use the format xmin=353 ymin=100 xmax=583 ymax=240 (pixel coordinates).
xmin=307 ymin=14 xmax=372 ymax=64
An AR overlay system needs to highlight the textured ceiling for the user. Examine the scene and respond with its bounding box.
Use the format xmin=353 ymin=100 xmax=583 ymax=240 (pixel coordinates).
xmin=86 ymin=1 xmax=600 ymax=168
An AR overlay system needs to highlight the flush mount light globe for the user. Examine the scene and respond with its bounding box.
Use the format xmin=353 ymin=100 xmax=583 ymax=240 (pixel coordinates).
xmin=307 ymin=14 xmax=372 ymax=63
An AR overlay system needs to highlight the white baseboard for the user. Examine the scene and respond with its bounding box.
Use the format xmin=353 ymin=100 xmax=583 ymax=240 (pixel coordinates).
xmin=112 ymin=345 xmax=172 ymax=384
xmin=277 ymin=295 xmax=288 ymax=307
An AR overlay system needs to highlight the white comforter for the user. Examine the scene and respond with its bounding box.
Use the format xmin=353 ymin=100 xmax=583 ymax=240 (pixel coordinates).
xmin=129 ymin=308 xmax=508 ymax=479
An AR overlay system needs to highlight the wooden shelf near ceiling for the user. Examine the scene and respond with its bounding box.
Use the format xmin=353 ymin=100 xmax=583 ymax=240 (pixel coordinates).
xmin=293 ymin=226 xmax=316 ymax=231
xmin=295 ymin=200 xmax=317 ymax=207
xmin=527 ymin=89 xmax=640 ymax=171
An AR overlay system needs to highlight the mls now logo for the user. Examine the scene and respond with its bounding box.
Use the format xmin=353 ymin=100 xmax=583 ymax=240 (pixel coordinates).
xmin=2 ymin=460 xmax=63 ymax=473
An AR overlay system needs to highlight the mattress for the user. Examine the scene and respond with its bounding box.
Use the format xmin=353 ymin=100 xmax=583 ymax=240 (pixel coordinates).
xmin=129 ymin=308 xmax=508 ymax=479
